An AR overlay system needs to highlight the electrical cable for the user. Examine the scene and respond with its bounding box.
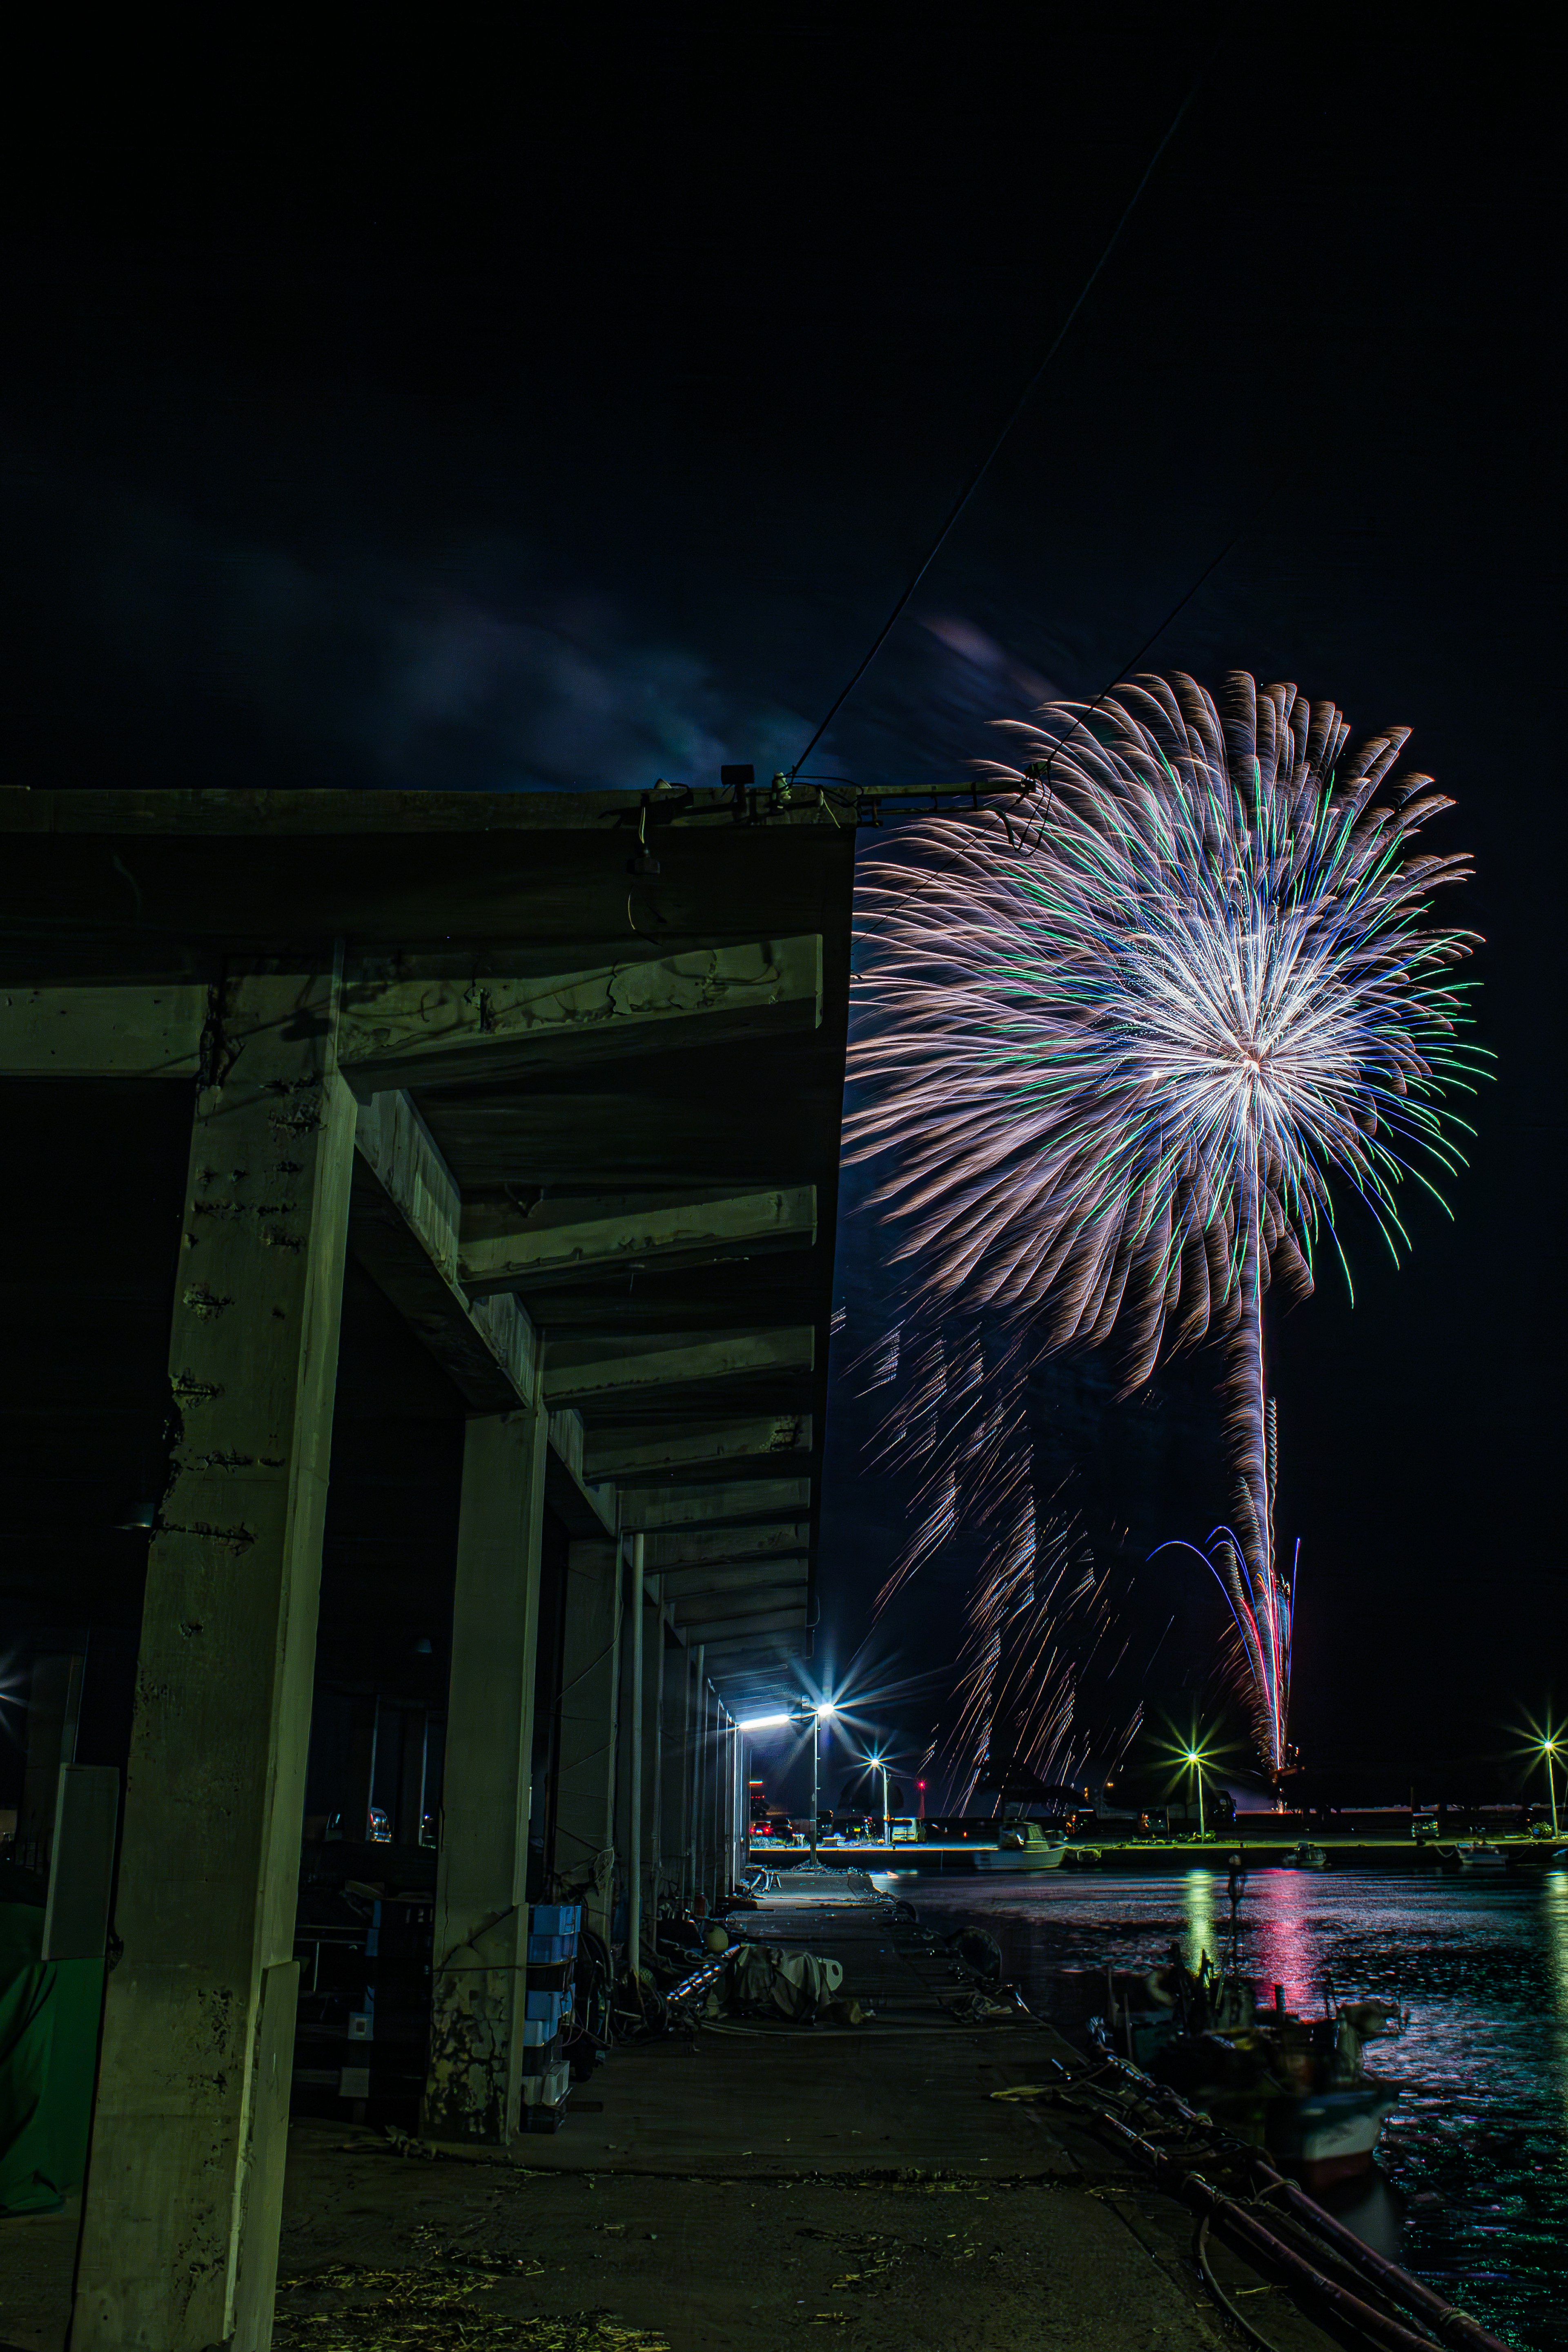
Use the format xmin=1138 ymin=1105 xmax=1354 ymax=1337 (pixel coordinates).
xmin=788 ymin=17 xmax=1232 ymax=782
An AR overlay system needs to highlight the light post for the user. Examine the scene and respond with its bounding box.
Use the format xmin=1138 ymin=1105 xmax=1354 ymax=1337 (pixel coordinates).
xmin=1185 ymin=1746 xmax=1207 ymax=1842
xmin=789 ymin=1697 xmax=835 ymax=1862
xmin=866 ymin=1748 xmax=891 ymax=1846
xmin=1541 ymin=1736 xmax=1561 ymax=1837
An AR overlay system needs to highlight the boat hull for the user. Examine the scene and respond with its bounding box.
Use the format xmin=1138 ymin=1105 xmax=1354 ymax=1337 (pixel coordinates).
xmin=1261 ymin=2080 xmax=1400 ymax=2190
xmin=973 ymin=1842 xmax=1066 ymax=1872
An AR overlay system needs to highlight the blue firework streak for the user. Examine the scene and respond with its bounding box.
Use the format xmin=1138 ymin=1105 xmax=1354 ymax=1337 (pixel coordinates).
xmin=849 ymin=671 xmax=1483 ymax=1772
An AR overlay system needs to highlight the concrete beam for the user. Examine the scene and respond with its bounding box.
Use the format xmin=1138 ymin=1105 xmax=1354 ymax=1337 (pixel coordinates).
xmin=681 ymin=1608 xmax=810 ymax=1646
xmin=458 ymin=1185 xmax=816 ymax=1295
xmin=673 ymin=1589 xmax=808 ymax=1634
xmin=543 ymin=1409 xmax=619 ymax=1537
xmin=339 ymin=937 xmax=823 ymax=1093
xmin=658 ymin=1558 xmax=808 ymax=1602
xmin=615 ymin=1477 xmax=811 ymax=1532
xmin=700 ymin=1628 xmax=811 ymax=1663
xmin=352 ymin=1091 xmax=535 ymax=1411
xmin=0 ymin=982 xmax=207 ymax=1076
xmin=644 ymin=1521 xmax=810 ymax=1572
xmin=584 ymin=1416 xmax=811 ymax=1486
xmin=543 ymin=1327 xmax=813 ymax=1410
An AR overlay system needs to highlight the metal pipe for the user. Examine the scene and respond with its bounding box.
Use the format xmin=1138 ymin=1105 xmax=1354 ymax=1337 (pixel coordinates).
xmin=626 ymin=1530 xmax=644 ymax=1979
xmin=809 ymin=1713 xmax=820 ymax=1864
xmin=1251 ymin=2162 xmax=1514 ymax=2352
xmin=1095 ymin=2049 xmax=1512 ymax=2352
xmin=1098 ymin=2114 xmax=1436 ymax=2352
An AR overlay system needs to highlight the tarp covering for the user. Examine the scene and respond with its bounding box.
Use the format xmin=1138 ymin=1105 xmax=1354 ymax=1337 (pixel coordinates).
xmin=0 ymin=1901 xmax=104 ymax=2214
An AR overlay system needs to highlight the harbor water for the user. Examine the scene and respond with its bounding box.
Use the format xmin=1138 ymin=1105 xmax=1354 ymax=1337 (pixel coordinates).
xmin=893 ymin=1867 xmax=1568 ymax=2352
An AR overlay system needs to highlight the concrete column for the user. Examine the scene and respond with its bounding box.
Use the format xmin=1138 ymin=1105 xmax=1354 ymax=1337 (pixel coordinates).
xmin=640 ymin=1602 xmax=664 ymax=1938
xmin=422 ymin=1403 xmax=548 ymax=2144
xmin=688 ymin=1650 xmax=707 ymax=1903
xmin=729 ymin=1719 xmax=746 ymax=1889
xmin=660 ymin=1641 xmax=694 ymax=1906
xmin=72 ymin=964 xmax=355 ymax=2352
xmin=553 ymin=1536 xmax=621 ymax=1943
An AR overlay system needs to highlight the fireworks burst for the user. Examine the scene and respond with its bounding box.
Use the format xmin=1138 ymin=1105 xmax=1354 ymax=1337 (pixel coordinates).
xmin=850 ymin=671 xmax=1482 ymax=1772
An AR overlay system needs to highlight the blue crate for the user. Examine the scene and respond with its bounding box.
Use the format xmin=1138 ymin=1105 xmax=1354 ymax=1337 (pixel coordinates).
xmin=525 ymin=1987 xmax=569 ymax=2027
xmin=521 ymin=2016 xmax=562 ymax=2048
xmin=530 ymin=1904 xmax=582 ymax=1938
xmin=527 ymin=1932 xmax=577 ymax=1964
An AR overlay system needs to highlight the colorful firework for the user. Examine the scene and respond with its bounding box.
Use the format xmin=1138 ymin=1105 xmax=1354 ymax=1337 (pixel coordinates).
xmin=849 ymin=671 xmax=1482 ymax=1771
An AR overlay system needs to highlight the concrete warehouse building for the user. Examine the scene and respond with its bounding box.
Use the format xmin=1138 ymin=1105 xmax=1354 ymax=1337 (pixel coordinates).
xmin=0 ymin=778 xmax=857 ymax=2346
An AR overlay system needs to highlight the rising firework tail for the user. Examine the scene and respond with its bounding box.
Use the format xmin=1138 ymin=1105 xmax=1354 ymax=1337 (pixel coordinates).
xmin=849 ymin=671 xmax=1483 ymax=1775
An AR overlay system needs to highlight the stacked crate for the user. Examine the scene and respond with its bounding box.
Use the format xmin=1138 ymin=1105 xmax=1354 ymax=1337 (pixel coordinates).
xmin=519 ymin=1901 xmax=581 ymax=2131
xmin=292 ymin=1889 xmax=434 ymax=2123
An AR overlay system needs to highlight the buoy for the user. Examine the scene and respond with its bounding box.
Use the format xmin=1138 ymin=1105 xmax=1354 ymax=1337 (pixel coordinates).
xmin=704 ymin=1925 xmax=731 ymax=1954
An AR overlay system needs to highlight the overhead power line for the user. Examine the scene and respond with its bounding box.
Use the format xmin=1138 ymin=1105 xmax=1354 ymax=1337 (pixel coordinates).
xmin=789 ymin=20 xmax=1231 ymax=782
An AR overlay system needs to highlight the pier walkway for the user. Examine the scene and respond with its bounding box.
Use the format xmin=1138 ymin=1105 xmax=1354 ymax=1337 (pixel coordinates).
xmin=263 ymin=1878 xmax=1347 ymax=2352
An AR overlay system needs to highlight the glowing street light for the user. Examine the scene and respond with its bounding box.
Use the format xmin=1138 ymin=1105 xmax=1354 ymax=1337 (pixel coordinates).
xmin=866 ymin=1748 xmax=891 ymax=1845
xmin=1538 ymin=1733 xmax=1561 ymax=1838
xmin=789 ymin=1696 xmax=837 ymax=1862
xmin=1184 ymin=1746 xmax=1207 ymax=1842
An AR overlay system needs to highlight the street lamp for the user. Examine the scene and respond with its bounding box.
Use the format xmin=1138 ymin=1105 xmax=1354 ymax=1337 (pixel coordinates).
xmin=1184 ymin=1746 xmax=1207 ymax=1842
xmin=1539 ymin=1735 xmax=1561 ymax=1837
xmin=790 ymin=1697 xmax=835 ymax=1862
xmin=866 ymin=1748 xmax=891 ymax=1846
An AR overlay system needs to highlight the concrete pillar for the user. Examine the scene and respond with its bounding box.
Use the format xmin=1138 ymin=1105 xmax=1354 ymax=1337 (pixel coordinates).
xmin=71 ymin=964 xmax=355 ymax=2352
xmin=422 ymin=1403 xmax=548 ymax=2144
xmin=659 ymin=1642 xmax=691 ymax=1907
xmin=688 ymin=1651 xmax=707 ymax=1903
xmin=640 ymin=1603 xmax=664 ymax=1937
xmin=553 ymin=1536 xmax=621 ymax=1943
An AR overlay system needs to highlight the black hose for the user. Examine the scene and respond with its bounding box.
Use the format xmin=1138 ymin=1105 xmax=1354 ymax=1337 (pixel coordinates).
xmin=1194 ymin=2212 xmax=1284 ymax=2352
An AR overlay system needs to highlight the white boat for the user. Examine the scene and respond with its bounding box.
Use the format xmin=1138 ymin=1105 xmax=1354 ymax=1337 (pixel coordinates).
xmin=1437 ymin=1842 xmax=1507 ymax=1871
xmin=974 ymin=1820 xmax=1066 ymax=1872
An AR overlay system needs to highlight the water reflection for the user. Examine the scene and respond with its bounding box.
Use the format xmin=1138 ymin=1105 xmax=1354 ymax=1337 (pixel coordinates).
xmin=1545 ymin=1875 xmax=1568 ymax=2147
xmin=900 ymin=1868 xmax=1568 ymax=2352
xmin=1181 ymin=1869 xmax=1214 ymax=1969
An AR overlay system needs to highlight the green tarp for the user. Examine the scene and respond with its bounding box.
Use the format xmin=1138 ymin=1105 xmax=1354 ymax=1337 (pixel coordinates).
xmin=0 ymin=1901 xmax=105 ymax=2215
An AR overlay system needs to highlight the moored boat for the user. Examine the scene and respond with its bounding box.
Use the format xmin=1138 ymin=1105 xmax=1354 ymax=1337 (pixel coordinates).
xmin=1436 ymin=1842 xmax=1507 ymax=1870
xmin=973 ymin=1819 xmax=1066 ymax=1872
xmin=1094 ymin=1895 xmax=1406 ymax=2192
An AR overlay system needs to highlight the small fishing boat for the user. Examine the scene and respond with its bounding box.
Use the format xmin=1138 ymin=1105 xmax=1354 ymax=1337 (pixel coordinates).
xmin=1098 ymin=1960 xmax=1403 ymax=2189
xmin=1435 ymin=1842 xmax=1507 ymax=1871
xmin=974 ymin=1819 xmax=1066 ymax=1872
xmin=1282 ymin=1841 xmax=1330 ymax=1870
xmin=1093 ymin=1865 xmax=1407 ymax=2189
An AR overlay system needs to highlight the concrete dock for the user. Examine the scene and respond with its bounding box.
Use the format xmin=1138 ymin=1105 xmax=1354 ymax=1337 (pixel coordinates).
xmin=271 ymin=1882 xmax=1348 ymax=2352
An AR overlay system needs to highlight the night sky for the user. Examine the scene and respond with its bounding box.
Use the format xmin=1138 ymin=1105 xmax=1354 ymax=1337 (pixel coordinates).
xmin=5 ymin=16 xmax=1559 ymax=1795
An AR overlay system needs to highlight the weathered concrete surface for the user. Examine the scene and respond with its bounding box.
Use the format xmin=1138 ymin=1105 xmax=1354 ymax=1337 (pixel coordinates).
xmin=69 ymin=964 xmax=357 ymax=2352
xmin=0 ymin=1963 xmax=1344 ymax=2352
xmin=423 ymin=1405 xmax=550 ymax=2145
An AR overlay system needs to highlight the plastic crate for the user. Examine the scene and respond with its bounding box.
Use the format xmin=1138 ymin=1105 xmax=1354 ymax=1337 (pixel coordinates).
xmin=519 ymin=2101 xmax=566 ymax=2133
xmin=525 ymin=1987 xmax=569 ymax=2028
xmin=520 ymin=2062 xmax=570 ymax=2108
xmin=530 ymin=1904 xmax=582 ymax=1938
xmin=520 ymin=2027 xmax=562 ymax=2061
xmin=527 ymin=1933 xmax=577 ymax=1964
